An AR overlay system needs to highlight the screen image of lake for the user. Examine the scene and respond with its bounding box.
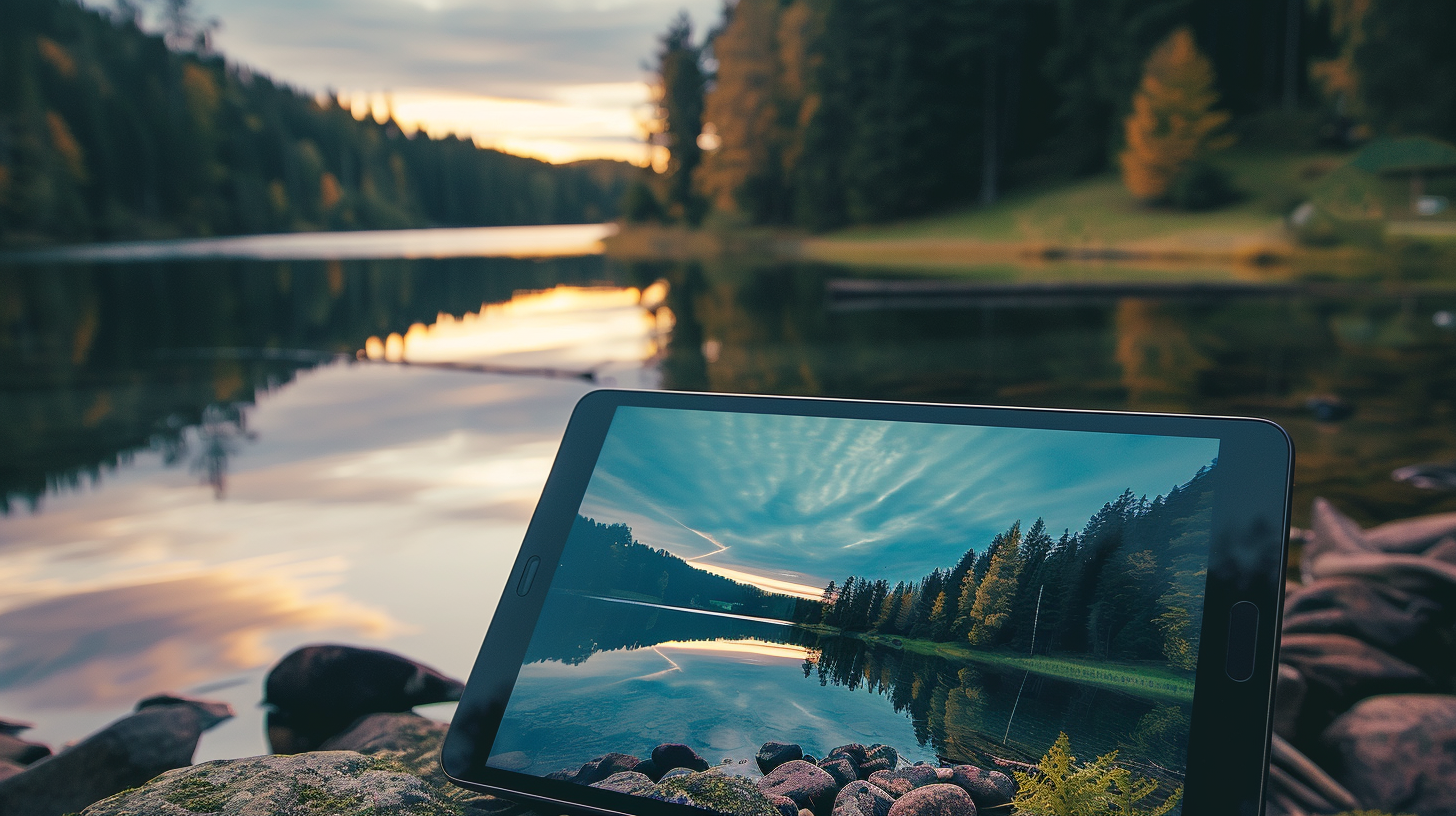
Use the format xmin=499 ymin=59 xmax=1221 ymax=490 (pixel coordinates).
xmin=489 ymin=594 xmax=1191 ymax=789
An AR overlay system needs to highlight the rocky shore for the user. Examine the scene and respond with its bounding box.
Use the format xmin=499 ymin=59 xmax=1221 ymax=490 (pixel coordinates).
xmin=538 ymin=739 xmax=1017 ymax=816
xmin=0 ymin=498 xmax=1454 ymax=815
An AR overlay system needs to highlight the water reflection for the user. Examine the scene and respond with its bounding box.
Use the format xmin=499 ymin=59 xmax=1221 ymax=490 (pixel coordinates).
xmin=0 ymin=240 xmax=1454 ymax=763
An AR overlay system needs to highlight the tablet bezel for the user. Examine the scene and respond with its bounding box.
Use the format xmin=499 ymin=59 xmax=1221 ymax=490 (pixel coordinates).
xmin=443 ymin=389 xmax=1292 ymax=816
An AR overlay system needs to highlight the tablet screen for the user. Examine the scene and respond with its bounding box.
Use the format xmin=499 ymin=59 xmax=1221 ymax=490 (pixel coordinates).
xmin=486 ymin=406 xmax=1220 ymax=813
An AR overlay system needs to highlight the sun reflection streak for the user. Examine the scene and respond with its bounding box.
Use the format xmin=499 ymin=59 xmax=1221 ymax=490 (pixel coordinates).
xmin=361 ymin=284 xmax=672 ymax=370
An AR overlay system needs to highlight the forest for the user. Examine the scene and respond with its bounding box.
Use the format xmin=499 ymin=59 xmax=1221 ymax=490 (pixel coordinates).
xmin=641 ymin=0 xmax=1456 ymax=228
xmin=813 ymin=463 xmax=1216 ymax=670
xmin=0 ymin=0 xmax=635 ymax=246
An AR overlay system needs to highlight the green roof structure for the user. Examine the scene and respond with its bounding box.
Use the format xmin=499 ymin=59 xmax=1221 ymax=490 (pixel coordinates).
xmin=1348 ymin=136 xmax=1456 ymax=176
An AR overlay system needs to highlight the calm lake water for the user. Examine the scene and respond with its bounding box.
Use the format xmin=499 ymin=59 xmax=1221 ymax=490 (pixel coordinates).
xmin=1 ymin=224 xmax=1454 ymax=771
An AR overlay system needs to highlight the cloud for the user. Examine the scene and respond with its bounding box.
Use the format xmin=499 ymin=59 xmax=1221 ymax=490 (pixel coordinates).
xmin=0 ymin=557 xmax=399 ymax=707
xmin=578 ymin=409 xmax=1220 ymax=587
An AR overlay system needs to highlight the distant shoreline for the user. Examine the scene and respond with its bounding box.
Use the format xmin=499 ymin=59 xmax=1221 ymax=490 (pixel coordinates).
xmin=803 ymin=624 xmax=1197 ymax=702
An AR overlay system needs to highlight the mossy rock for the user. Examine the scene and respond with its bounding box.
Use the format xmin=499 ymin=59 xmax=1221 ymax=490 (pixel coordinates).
xmin=81 ymin=751 xmax=461 ymax=815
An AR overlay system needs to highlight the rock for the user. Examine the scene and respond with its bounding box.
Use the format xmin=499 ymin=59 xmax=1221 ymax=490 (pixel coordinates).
xmin=828 ymin=744 xmax=870 ymax=770
xmin=0 ymin=733 xmax=50 ymax=766
xmin=799 ymin=809 xmax=814 ymax=816
xmin=81 ymin=751 xmax=460 ymax=816
xmin=770 ymin=796 xmax=801 ymax=816
xmin=833 ymin=780 xmax=896 ymax=816
xmin=1391 ymin=463 xmax=1456 ymax=492
xmin=0 ymin=719 xmax=33 ymax=737
xmin=0 ymin=760 xmax=23 ymax=782
xmin=592 ymin=771 xmax=658 ymax=795
xmin=634 ymin=758 xmax=661 ymax=781
xmin=551 ymin=753 xmax=642 ymax=786
xmin=758 ymin=760 xmax=840 ymax=815
xmin=0 ymin=698 xmax=232 ymax=816
xmin=1277 ymin=633 xmax=1433 ymax=737
xmin=136 ymin=692 xmax=235 ymax=729
xmin=860 ymin=744 xmax=899 ymax=776
xmin=318 ymin=711 xmax=447 ymax=756
xmin=948 ymin=766 xmax=1016 ymax=811
xmin=758 ymin=741 xmax=805 ymax=775
xmin=1282 ymin=577 xmax=1442 ymax=663
xmin=264 ymin=645 xmax=464 ymax=754
xmin=1324 ymin=694 xmax=1456 ymax=816
xmin=657 ymin=771 xmax=785 ymax=816
xmin=867 ymin=766 xmax=940 ymax=798
xmin=1272 ymin=664 xmax=1306 ymax=740
xmin=662 ymin=767 xmax=695 ymax=781
xmin=1366 ymin=511 xmax=1456 ymax=553
xmin=818 ymin=755 xmax=858 ymax=788
xmin=886 ymin=784 xmax=978 ymax=816
xmin=652 ymin=743 xmax=711 ymax=776
xmin=1303 ymin=499 xmax=1376 ymax=582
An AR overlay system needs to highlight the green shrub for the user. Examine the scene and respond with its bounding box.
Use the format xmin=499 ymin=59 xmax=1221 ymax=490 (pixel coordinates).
xmin=1013 ymin=733 xmax=1182 ymax=816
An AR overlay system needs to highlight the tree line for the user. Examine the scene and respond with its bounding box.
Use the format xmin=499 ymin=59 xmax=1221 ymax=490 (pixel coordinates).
xmin=641 ymin=0 xmax=1454 ymax=228
xmin=0 ymin=0 xmax=635 ymax=246
xmin=812 ymin=463 xmax=1216 ymax=670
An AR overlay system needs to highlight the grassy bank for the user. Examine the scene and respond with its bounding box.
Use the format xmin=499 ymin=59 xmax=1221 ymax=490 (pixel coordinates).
xmin=606 ymin=149 xmax=1385 ymax=273
xmin=806 ymin=625 xmax=1196 ymax=702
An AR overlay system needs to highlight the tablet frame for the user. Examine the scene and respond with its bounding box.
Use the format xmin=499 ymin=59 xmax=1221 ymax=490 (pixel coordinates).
xmin=443 ymin=389 xmax=1293 ymax=816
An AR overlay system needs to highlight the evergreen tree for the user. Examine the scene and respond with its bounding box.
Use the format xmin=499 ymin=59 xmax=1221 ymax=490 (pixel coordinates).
xmin=1119 ymin=26 xmax=1234 ymax=204
xmin=949 ymin=569 xmax=981 ymax=641
xmin=926 ymin=591 xmax=951 ymax=641
xmin=967 ymin=521 xmax=1025 ymax=646
xmin=650 ymin=12 xmax=708 ymax=225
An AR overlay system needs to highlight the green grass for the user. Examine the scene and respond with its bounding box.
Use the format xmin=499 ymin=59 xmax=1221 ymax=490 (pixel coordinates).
xmin=815 ymin=149 xmax=1354 ymax=249
xmin=811 ymin=626 xmax=1195 ymax=702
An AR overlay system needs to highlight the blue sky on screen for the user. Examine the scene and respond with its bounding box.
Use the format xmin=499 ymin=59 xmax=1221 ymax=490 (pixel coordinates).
xmin=577 ymin=408 xmax=1220 ymax=593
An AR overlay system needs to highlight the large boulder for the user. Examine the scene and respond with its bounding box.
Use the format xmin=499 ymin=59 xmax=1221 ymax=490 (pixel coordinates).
xmin=264 ymin=645 xmax=464 ymax=754
xmin=1324 ymin=694 xmax=1456 ymax=816
xmin=1282 ymin=577 xmax=1443 ymax=665
xmin=886 ymin=784 xmax=978 ymax=816
xmin=827 ymin=744 xmax=870 ymax=771
xmin=0 ymin=696 xmax=232 ymax=816
xmin=651 ymin=743 xmax=711 ymax=776
xmin=758 ymin=760 xmax=840 ymax=815
xmin=592 ymin=771 xmax=657 ymax=796
xmin=81 ymin=751 xmax=459 ymax=816
xmin=832 ymin=780 xmax=896 ymax=816
xmin=948 ymin=766 xmax=1016 ymax=811
xmin=1365 ymin=511 xmax=1456 ymax=553
xmin=867 ymin=766 xmax=940 ymax=798
xmin=0 ymin=733 xmax=49 ymax=766
xmin=758 ymin=741 xmax=804 ymax=775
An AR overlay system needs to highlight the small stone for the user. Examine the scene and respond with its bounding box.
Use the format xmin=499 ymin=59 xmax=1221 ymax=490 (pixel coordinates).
xmin=828 ymin=744 xmax=870 ymax=770
xmin=860 ymin=745 xmax=899 ymax=776
xmin=652 ymin=744 xmax=711 ymax=775
xmin=633 ymin=758 xmax=661 ymax=781
xmin=867 ymin=766 xmax=939 ymax=798
xmin=887 ymin=784 xmax=978 ymax=816
xmin=758 ymin=742 xmax=805 ymax=775
xmin=818 ymin=756 xmax=858 ymax=788
xmin=662 ymin=768 xmax=695 ymax=781
xmin=561 ymin=753 xmax=643 ymax=786
xmin=949 ymin=766 xmax=1016 ymax=810
xmin=833 ymin=780 xmax=896 ymax=816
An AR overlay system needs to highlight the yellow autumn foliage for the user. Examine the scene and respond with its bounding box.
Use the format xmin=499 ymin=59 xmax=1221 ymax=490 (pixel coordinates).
xmin=1119 ymin=27 xmax=1233 ymax=203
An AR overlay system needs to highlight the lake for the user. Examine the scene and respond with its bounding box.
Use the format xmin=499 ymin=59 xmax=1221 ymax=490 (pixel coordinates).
xmin=1 ymin=224 xmax=1454 ymax=770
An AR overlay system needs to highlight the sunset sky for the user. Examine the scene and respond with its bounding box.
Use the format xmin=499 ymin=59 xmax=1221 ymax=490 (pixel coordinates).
xmin=577 ymin=407 xmax=1221 ymax=595
xmin=96 ymin=0 xmax=720 ymax=164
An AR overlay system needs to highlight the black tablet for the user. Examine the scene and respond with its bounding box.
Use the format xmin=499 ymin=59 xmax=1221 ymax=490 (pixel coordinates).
xmin=444 ymin=390 xmax=1292 ymax=816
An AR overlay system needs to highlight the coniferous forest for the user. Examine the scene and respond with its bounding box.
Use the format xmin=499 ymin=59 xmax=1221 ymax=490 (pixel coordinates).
xmin=814 ymin=463 xmax=1216 ymax=670
xmin=642 ymin=0 xmax=1456 ymax=229
xmin=0 ymin=0 xmax=635 ymax=246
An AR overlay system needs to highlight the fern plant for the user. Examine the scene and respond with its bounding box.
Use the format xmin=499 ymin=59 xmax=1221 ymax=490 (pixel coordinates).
xmin=1013 ymin=733 xmax=1183 ymax=816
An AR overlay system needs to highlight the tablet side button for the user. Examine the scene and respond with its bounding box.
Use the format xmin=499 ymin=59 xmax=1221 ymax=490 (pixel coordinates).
xmin=1224 ymin=601 xmax=1260 ymax=682
xmin=516 ymin=556 xmax=541 ymax=596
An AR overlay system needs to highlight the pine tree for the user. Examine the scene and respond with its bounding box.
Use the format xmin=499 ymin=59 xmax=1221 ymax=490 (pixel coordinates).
xmin=650 ymin=12 xmax=708 ymax=225
xmin=1119 ymin=26 xmax=1234 ymax=205
xmin=926 ymin=591 xmax=950 ymax=641
xmin=968 ymin=521 xmax=1025 ymax=646
xmin=949 ymin=569 xmax=981 ymax=640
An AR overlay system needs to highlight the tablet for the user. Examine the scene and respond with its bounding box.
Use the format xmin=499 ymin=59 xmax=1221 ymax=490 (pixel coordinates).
xmin=444 ymin=390 xmax=1292 ymax=816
